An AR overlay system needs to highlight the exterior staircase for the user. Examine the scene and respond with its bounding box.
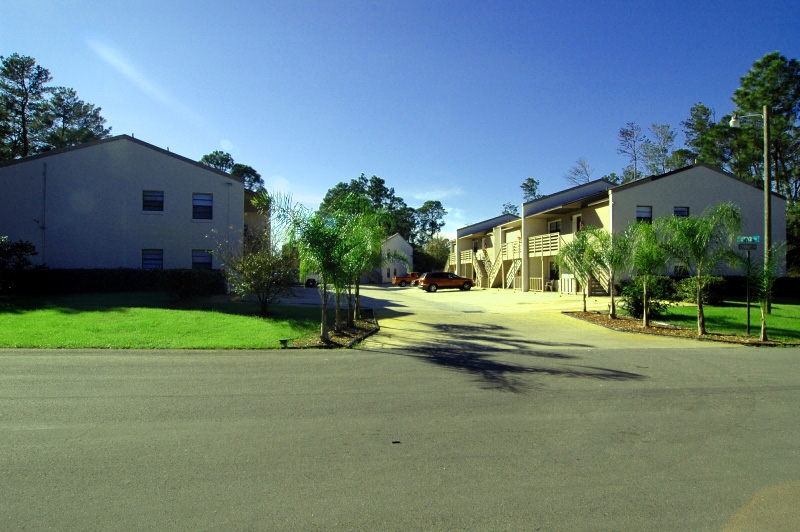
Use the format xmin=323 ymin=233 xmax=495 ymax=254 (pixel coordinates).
xmin=505 ymin=258 xmax=522 ymax=288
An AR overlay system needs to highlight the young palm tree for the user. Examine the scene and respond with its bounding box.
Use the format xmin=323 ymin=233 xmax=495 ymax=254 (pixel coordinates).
xmin=258 ymin=192 xmax=343 ymax=343
xmin=753 ymin=244 xmax=784 ymax=341
xmin=584 ymin=226 xmax=633 ymax=319
xmin=661 ymin=203 xmax=742 ymax=336
xmin=556 ymin=229 xmax=595 ymax=312
xmin=628 ymin=221 xmax=669 ymax=327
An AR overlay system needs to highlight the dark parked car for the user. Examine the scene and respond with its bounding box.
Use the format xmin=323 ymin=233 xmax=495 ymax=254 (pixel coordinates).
xmin=418 ymin=272 xmax=474 ymax=292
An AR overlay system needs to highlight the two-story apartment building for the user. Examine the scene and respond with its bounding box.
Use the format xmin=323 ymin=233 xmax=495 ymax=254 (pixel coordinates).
xmin=0 ymin=135 xmax=255 ymax=270
xmin=448 ymin=164 xmax=787 ymax=293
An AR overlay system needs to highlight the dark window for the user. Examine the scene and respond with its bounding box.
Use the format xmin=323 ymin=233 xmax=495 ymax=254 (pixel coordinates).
xmin=193 ymin=193 xmax=213 ymax=219
xmin=636 ymin=206 xmax=652 ymax=223
xmin=143 ymin=190 xmax=164 ymax=211
xmin=192 ymin=250 xmax=213 ymax=270
xmin=674 ymin=206 xmax=689 ymax=217
xmin=142 ymin=249 xmax=163 ymax=269
xmin=549 ymin=220 xmax=561 ymax=233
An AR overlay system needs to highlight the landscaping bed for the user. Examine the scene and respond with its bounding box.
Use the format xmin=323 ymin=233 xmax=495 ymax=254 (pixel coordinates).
xmin=567 ymin=310 xmax=798 ymax=346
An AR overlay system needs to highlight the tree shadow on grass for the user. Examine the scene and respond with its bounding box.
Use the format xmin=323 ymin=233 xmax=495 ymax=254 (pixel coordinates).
xmin=362 ymin=321 xmax=646 ymax=393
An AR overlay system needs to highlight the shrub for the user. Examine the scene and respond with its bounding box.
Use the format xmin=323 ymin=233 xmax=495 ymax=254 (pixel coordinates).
xmin=165 ymin=269 xmax=228 ymax=300
xmin=0 ymin=237 xmax=38 ymax=294
xmin=7 ymin=268 xmax=226 ymax=296
xmin=674 ymin=276 xmax=725 ymax=305
xmin=618 ymin=276 xmax=674 ymax=320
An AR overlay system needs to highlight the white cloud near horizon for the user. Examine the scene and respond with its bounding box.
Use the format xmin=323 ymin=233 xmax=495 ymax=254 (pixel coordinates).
xmin=87 ymin=39 xmax=210 ymax=132
xmin=411 ymin=186 xmax=465 ymax=202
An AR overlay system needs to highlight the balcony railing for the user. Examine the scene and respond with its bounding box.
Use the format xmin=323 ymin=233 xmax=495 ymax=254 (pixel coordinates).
xmin=501 ymin=241 xmax=522 ymax=260
xmin=528 ymin=233 xmax=573 ymax=257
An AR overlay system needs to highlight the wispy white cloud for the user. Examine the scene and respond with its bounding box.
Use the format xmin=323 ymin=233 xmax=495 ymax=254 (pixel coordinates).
xmin=412 ymin=186 xmax=465 ymax=202
xmin=87 ymin=39 xmax=209 ymax=131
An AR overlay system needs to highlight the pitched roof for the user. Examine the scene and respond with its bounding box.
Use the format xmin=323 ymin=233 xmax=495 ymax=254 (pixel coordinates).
xmin=0 ymin=134 xmax=243 ymax=183
xmin=609 ymin=162 xmax=783 ymax=199
xmin=522 ymin=179 xmax=614 ymax=218
xmin=456 ymin=213 xmax=519 ymax=239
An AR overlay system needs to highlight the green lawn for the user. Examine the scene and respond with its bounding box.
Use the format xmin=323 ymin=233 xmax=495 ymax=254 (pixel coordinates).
xmin=660 ymin=298 xmax=800 ymax=342
xmin=0 ymin=292 xmax=322 ymax=349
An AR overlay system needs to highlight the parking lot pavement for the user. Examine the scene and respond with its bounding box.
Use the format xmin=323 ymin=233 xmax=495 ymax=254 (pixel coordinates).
xmin=353 ymin=284 xmax=704 ymax=351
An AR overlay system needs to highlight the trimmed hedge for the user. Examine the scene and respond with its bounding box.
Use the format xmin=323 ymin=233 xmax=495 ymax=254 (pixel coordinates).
xmin=5 ymin=268 xmax=226 ymax=298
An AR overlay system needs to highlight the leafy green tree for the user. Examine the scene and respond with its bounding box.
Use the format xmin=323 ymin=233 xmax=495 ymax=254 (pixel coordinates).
xmin=501 ymin=202 xmax=519 ymax=216
xmin=661 ymin=203 xmax=742 ymax=336
xmin=215 ymin=227 xmax=296 ymax=316
xmin=424 ymin=236 xmax=451 ymax=269
xmin=521 ymin=177 xmax=542 ymax=201
xmin=199 ymin=150 xmax=235 ymax=172
xmin=415 ymin=200 xmax=447 ymax=246
xmin=627 ymin=221 xmax=670 ymax=327
xmin=665 ymin=148 xmax=696 ymax=171
xmin=584 ymin=226 xmax=633 ymax=319
xmin=320 ymin=174 xmax=419 ymax=244
xmin=563 ymin=156 xmax=594 ymax=186
xmin=556 ymin=229 xmax=595 ymax=312
xmin=231 ymin=163 xmax=264 ymax=191
xmin=38 ymin=87 xmax=111 ymax=151
xmin=0 ymin=53 xmax=52 ymax=159
xmin=731 ymin=52 xmax=800 ymax=201
xmin=681 ymin=103 xmax=730 ymax=168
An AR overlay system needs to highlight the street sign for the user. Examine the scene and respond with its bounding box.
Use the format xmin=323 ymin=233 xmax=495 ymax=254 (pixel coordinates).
xmin=739 ymin=243 xmax=758 ymax=250
xmin=737 ymin=236 xmax=760 ymax=244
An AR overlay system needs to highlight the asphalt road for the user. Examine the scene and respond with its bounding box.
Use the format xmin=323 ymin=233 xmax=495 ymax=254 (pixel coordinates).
xmin=2 ymin=286 xmax=799 ymax=531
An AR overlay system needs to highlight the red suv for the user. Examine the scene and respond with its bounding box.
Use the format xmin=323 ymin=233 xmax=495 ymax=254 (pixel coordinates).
xmin=418 ymin=272 xmax=474 ymax=292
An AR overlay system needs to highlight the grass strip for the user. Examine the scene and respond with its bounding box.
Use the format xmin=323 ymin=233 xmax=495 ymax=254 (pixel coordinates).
xmin=661 ymin=298 xmax=800 ymax=342
xmin=0 ymin=292 xmax=321 ymax=349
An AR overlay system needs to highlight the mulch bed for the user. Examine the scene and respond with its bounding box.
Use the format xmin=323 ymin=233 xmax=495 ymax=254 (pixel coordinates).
xmin=566 ymin=311 xmax=796 ymax=346
xmin=289 ymin=318 xmax=379 ymax=349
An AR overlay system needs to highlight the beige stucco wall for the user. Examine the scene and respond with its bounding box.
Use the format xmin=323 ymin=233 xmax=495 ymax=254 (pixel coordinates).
xmin=0 ymin=137 xmax=244 ymax=269
xmin=610 ymin=166 xmax=786 ymax=243
xmin=611 ymin=166 xmax=786 ymax=274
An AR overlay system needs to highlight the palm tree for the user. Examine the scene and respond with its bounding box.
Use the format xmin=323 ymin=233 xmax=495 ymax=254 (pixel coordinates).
xmin=753 ymin=244 xmax=784 ymax=342
xmin=584 ymin=226 xmax=633 ymax=319
xmin=258 ymin=192 xmax=343 ymax=343
xmin=556 ymin=229 xmax=595 ymax=312
xmin=661 ymin=203 xmax=742 ymax=336
xmin=628 ymin=221 xmax=669 ymax=327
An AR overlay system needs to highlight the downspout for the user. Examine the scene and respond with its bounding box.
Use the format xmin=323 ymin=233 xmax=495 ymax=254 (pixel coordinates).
xmin=608 ymin=189 xmax=614 ymax=235
xmin=521 ymin=206 xmax=528 ymax=292
xmin=40 ymin=162 xmax=47 ymax=265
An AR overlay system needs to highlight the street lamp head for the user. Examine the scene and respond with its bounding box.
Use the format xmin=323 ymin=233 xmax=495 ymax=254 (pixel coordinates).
xmin=729 ymin=114 xmax=741 ymax=128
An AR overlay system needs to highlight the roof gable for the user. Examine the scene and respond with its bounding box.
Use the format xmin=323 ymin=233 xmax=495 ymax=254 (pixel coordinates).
xmin=610 ymin=163 xmax=783 ymax=199
xmin=0 ymin=135 xmax=243 ymax=183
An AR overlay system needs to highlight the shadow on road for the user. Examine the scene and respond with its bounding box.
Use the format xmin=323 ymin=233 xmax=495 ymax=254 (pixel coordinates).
xmin=361 ymin=321 xmax=646 ymax=393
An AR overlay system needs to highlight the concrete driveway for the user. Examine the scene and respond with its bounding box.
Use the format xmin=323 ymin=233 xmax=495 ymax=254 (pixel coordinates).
xmin=355 ymin=284 xmax=698 ymax=352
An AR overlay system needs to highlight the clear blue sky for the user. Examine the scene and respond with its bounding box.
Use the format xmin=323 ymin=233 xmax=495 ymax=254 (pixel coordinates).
xmin=4 ymin=0 xmax=799 ymax=237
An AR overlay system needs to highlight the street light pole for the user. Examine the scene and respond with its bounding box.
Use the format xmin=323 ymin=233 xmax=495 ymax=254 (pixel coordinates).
xmin=730 ymin=105 xmax=771 ymax=311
